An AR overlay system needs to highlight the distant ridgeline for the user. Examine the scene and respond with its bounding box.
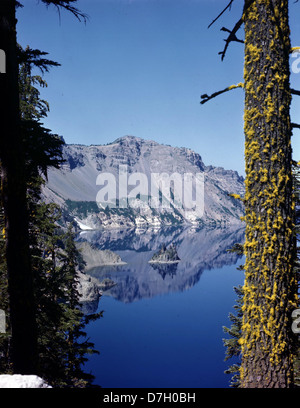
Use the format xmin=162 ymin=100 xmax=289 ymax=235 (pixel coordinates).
xmin=42 ymin=136 xmax=245 ymax=230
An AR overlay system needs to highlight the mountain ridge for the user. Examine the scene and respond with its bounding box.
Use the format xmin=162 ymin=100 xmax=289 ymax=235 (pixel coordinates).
xmin=42 ymin=135 xmax=245 ymax=229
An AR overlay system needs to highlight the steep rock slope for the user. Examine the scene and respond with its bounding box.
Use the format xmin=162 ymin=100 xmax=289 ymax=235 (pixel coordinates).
xmin=43 ymin=136 xmax=245 ymax=228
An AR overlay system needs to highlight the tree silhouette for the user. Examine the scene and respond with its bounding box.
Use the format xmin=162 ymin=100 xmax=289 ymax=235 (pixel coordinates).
xmin=0 ymin=0 xmax=86 ymax=375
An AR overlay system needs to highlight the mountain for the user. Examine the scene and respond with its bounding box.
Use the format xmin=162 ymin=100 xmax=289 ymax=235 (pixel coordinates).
xmin=42 ymin=135 xmax=245 ymax=229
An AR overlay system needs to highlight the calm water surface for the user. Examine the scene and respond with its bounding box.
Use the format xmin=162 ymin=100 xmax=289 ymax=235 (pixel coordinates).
xmin=79 ymin=225 xmax=245 ymax=388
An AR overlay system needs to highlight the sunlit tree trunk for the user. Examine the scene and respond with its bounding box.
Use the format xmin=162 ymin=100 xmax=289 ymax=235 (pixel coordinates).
xmin=240 ymin=0 xmax=298 ymax=388
xmin=0 ymin=0 xmax=37 ymax=374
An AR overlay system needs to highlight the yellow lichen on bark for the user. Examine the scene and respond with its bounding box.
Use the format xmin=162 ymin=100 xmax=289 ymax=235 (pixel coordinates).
xmin=240 ymin=0 xmax=298 ymax=388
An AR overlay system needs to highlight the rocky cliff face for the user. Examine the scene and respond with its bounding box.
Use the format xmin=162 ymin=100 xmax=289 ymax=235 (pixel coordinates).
xmin=42 ymin=135 xmax=245 ymax=228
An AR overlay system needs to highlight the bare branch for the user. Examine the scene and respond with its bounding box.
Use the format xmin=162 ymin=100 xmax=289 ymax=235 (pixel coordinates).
xmin=200 ymin=82 xmax=244 ymax=105
xmin=292 ymin=123 xmax=300 ymax=129
xmin=215 ymin=0 xmax=256 ymax=61
xmin=221 ymin=26 xmax=244 ymax=43
xmin=291 ymin=46 xmax=300 ymax=53
xmin=218 ymin=18 xmax=244 ymax=60
xmin=208 ymin=0 xmax=235 ymax=29
xmin=291 ymin=89 xmax=300 ymax=96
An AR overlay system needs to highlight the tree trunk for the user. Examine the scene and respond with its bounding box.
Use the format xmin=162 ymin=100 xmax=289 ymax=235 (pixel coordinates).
xmin=0 ymin=0 xmax=38 ymax=374
xmin=240 ymin=0 xmax=298 ymax=388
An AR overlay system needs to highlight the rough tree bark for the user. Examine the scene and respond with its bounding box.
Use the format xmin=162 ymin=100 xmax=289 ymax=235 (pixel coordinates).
xmin=0 ymin=0 xmax=38 ymax=374
xmin=240 ymin=0 xmax=298 ymax=388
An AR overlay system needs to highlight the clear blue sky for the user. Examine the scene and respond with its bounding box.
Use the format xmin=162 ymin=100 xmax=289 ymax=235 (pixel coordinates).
xmin=17 ymin=0 xmax=300 ymax=176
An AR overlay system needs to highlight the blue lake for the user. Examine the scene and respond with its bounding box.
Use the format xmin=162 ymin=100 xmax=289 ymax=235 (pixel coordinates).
xmin=79 ymin=225 xmax=245 ymax=388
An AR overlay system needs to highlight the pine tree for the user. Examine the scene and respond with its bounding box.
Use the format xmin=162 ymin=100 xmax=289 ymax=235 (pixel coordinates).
xmin=223 ymin=243 xmax=245 ymax=387
xmin=31 ymin=206 xmax=101 ymax=387
xmin=223 ymin=285 xmax=243 ymax=388
xmin=224 ymin=163 xmax=300 ymax=388
xmin=240 ymin=0 xmax=298 ymax=388
xmin=0 ymin=0 xmax=86 ymax=375
xmin=18 ymin=46 xmax=100 ymax=387
xmin=0 ymin=0 xmax=38 ymax=374
xmin=18 ymin=45 xmax=60 ymax=122
xmin=58 ymin=224 xmax=101 ymax=387
xmin=0 ymin=26 xmax=101 ymax=385
xmin=203 ymin=0 xmax=299 ymax=388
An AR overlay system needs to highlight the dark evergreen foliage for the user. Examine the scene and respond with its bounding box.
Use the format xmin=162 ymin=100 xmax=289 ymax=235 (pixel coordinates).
xmin=0 ymin=12 xmax=101 ymax=385
xmin=223 ymin=285 xmax=243 ymax=388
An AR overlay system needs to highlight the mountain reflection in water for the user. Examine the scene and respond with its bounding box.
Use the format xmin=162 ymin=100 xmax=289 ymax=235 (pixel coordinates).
xmin=77 ymin=224 xmax=245 ymax=307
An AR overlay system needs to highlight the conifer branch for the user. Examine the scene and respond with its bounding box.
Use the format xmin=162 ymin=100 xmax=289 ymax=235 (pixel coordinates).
xmin=41 ymin=0 xmax=88 ymax=23
xmin=17 ymin=45 xmax=60 ymax=74
xmin=227 ymin=243 xmax=244 ymax=255
xmin=200 ymin=82 xmax=244 ymax=105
